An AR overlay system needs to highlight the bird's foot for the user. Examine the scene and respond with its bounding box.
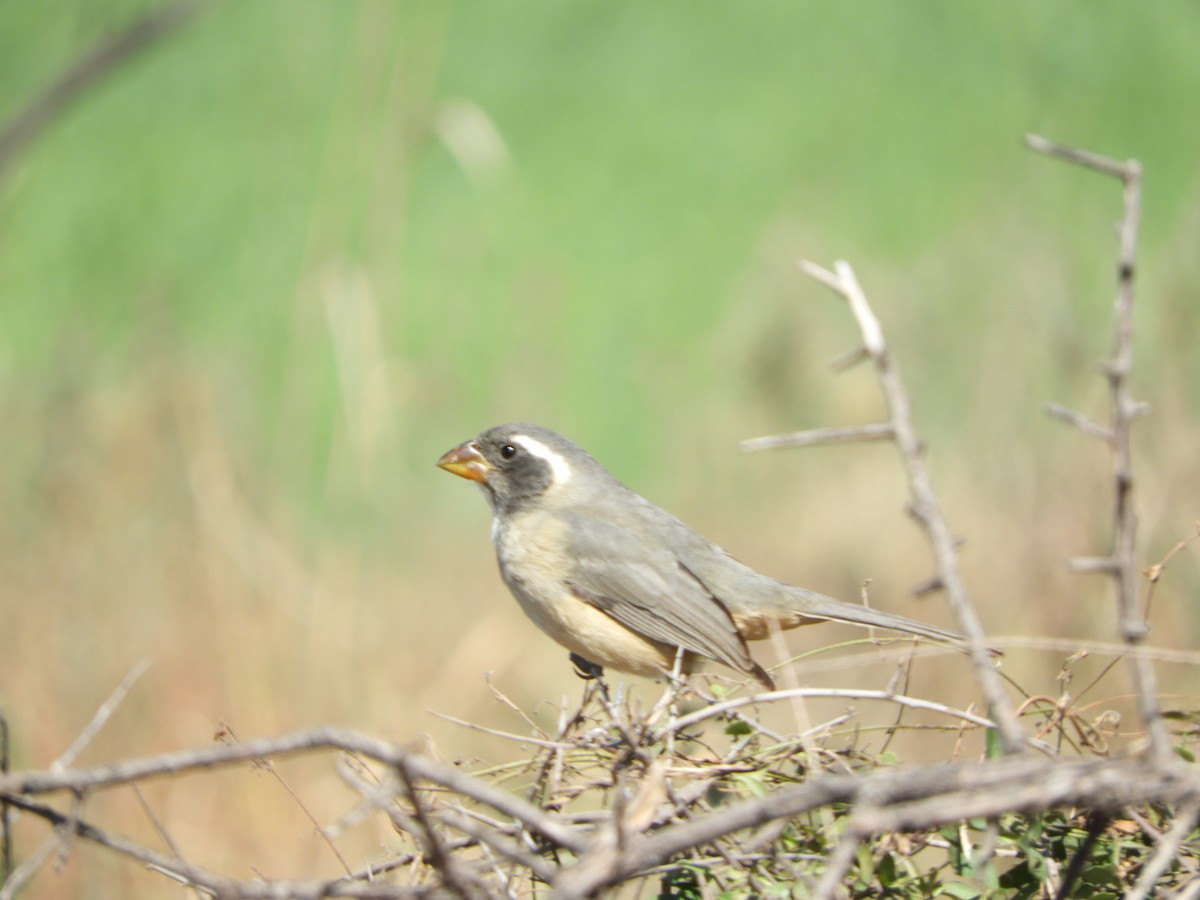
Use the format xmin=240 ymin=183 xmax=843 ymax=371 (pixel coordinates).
xmin=570 ymin=652 xmax=604 ymax=681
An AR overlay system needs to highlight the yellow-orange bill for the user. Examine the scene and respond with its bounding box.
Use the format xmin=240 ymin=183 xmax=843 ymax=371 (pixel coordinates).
xmin=436 ymin=440 xmax=492 ymax=484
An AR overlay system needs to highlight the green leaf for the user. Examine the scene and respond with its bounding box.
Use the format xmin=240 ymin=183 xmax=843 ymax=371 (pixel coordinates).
xmin=854 ymin=844 xmax=875 ymax=887
xmin=985 ymin=726 xmax=1004 ymax=760
xmin=1162 ymin=709 xmax=1200 ymax=720
xmin=877 ymin=851 xmax=897 ymax=886
xmin=939 ymin=882 xmax=983 ymax=899
xmin=658 ymin=865 xmax=703 ymax=898
xmin=724 ymin=719 xmax=753 ymax=736
xmin=1026 ymin=847 xmax=1049 ymax=881
xmin=941 ymin=828 xmax=966 ymax=871
xmin=1025 ymin=816 xmax=1047 ymax=842
xmin=731 ymin=772 xmax=769 ymax=798
xmin=1080 ymin=863 xmax=1121 ymax=886
xmin=998 ymin=862 xmax=1036 ymax=891
xmin=981 ymin=863 xmax=1000 ymax=890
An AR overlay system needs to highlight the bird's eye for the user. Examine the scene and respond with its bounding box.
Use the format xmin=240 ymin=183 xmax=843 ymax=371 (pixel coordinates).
xmin=500 ymin=444 xmax=518 ymax=460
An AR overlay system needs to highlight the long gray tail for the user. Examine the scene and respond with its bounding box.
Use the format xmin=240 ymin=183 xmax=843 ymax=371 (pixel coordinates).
xmin=784 ymin=585 xmax=961 ymax=643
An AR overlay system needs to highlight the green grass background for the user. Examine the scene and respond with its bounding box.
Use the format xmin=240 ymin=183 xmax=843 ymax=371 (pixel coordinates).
xmin=2 ymin=2 xmax=1199 ymax=893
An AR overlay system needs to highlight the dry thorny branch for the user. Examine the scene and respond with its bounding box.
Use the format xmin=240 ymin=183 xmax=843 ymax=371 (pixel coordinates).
xmin=4 ymin=137 xmax=1200 ymax=897
xmin=1 ymin=679 xmax=1198 ymax=898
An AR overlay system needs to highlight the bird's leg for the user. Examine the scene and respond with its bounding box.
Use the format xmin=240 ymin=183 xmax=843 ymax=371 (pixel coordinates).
xmin=569 ymin=652 xmax=604 ymax=681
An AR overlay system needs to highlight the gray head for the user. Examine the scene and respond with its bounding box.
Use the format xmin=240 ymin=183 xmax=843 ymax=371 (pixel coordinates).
xmin=436 ymin=423 xmax=616 ymax=515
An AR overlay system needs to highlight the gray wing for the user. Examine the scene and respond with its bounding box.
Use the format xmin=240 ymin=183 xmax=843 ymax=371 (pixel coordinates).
xmin=562 ymin=513 xmax=770 ymax=684
xmin=676 ymin=538 xmax=963 ymax=643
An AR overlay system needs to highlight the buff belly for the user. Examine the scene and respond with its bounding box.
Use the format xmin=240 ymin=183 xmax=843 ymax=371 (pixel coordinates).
xmin=494 ymin=512 xmax=682 ymax=677
xmin=509 ymin=576 xmax=681 ymax=676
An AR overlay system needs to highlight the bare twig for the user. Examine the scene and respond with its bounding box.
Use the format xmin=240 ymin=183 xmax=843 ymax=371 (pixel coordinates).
xmin=13 ymin=767 xmax=542 ymax=899
xmin=52 ymin=658 xmax=152 ymax=772
xmin=430 ymin=712 xmax=576 ymax=750
xmin=1054 ymin=812 xmax=1111 ymax=900
xmin=656 ymin=687 xmax=1003 ymax=742
xmin=0 ymin=0 xmax=216 ymax=180
xmin=794 ymin=259 xmax=1027 ymax=755
xmin=4 ymin=793 xmax=227 ymax=897
xmin=1026 ymin=133 xmax=1169 ymax=759
xmin=0 ymin=832 xmax=59 ymax=900
xmin=0 ymin=710 xmax=10 ymax=884
xmin=1067 ymin=556 xmax=1121 ymax=574
xmin=829 ymin=344 xmax=871 ymax=371
xmin=1023 ymin=134 xmax=1132 ymax=179
xmin=132 ymin=784 xmax=205 ymax=900
xmin=811 ymin=825 xmax=862 ymax=900
xmin=0 ymin=726 xmax=586 ymax=853
xmin=394 ymin=763 xmax=482 ymax=900
xmin=8 ymin=791 xmax=437 ymax=898
xmin=523 ymin=683 xmax=599 ymax=816
xmin=740 ymin=422 xmax=896 ymax=452
xmin=991 ymin=635 xmax=1200 ymax=667
xmin=483 ymin=675 xmax=549 ymax=740
xmin=1125 ymin=797 xmax=1200 ymax=900
xmin=1143 ymin=521 xmax=1200 ymax=620
xmin=878 ymin=650 xmax=916 ymax=758
xmin=437 ymin=806 xmax=559 ymax=885
xmin=765 ymin=618 xmax=829 ymax=793
xmin=239 ymin=720 xmax=358 ymax=877
xmin=1044 ymin=403 xmax=1113 ymax=443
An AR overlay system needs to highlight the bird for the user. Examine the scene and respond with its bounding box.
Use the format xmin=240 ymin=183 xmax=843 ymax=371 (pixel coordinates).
xmin=437 ymin=423 xmax=961 ymax=689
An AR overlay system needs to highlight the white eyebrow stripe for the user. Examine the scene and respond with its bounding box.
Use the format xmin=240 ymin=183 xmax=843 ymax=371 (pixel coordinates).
xmin=512 ymin=434 xmax=572 ymax=485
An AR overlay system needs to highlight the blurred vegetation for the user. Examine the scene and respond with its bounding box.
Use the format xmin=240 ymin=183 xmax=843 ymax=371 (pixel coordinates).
xmin=2 ymin=2 xmax=1199 ymax=895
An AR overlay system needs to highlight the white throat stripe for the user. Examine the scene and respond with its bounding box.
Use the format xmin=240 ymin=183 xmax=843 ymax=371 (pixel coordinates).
xmin=512 ymin=435 xmax=572 ymax=485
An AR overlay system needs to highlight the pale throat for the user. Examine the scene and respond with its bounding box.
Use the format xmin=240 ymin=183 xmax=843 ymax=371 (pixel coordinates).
xmin=511 ymin=434 xmax=573 ymax=486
